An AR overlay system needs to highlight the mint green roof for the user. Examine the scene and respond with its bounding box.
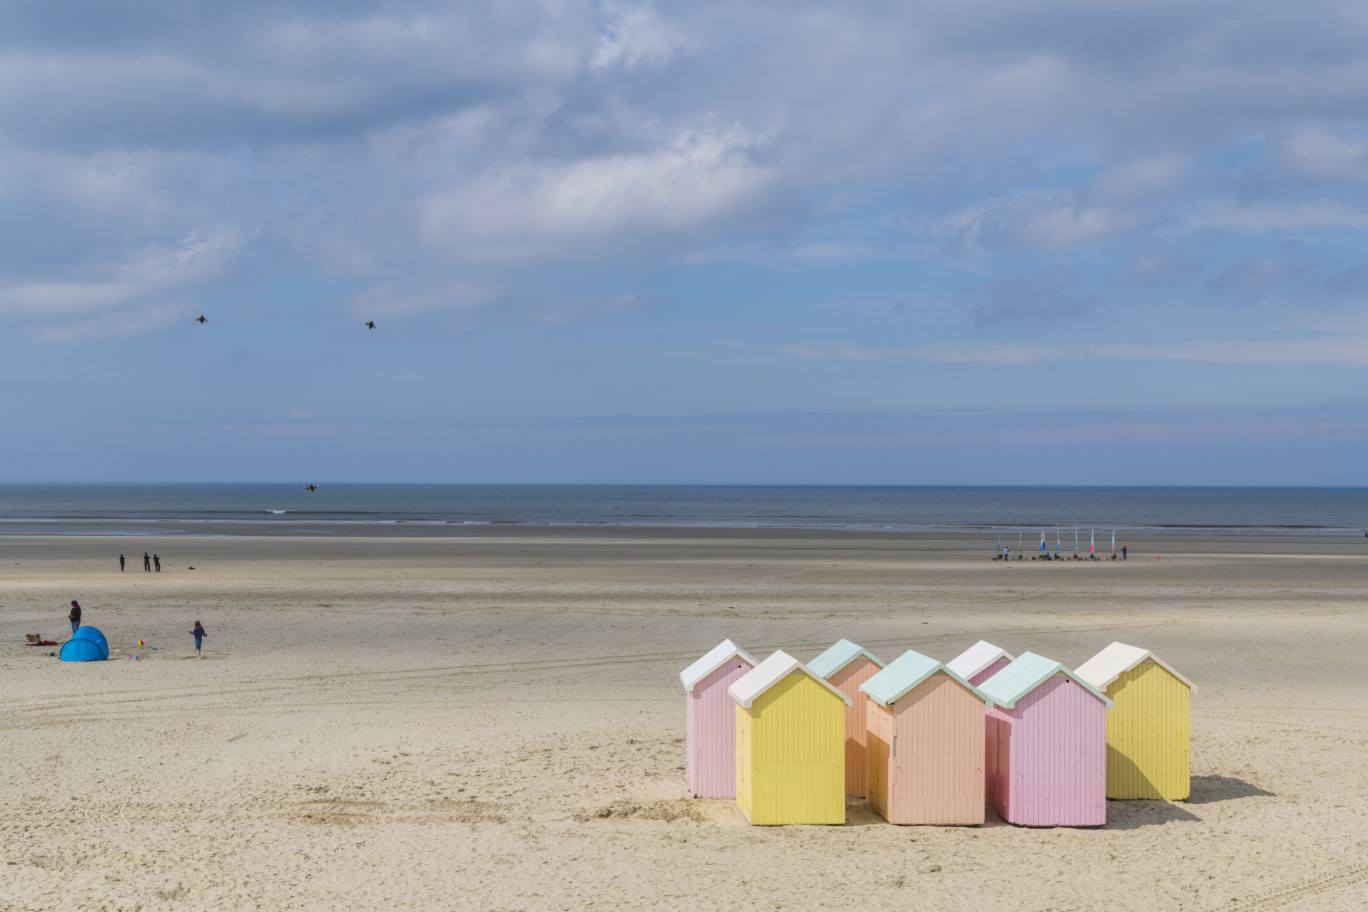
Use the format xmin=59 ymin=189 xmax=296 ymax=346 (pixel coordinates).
xmin=807 ymin=639 xmax=884 ymax=680
xmin=859 ymin=650 xmax=988 ymax=708
xmin=976 ymin=651 xmax=1114 ymax=710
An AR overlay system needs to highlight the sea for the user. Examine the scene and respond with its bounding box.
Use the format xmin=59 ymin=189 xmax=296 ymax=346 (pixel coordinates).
xmin=0 ymin=484 xmax=1364 ymax=538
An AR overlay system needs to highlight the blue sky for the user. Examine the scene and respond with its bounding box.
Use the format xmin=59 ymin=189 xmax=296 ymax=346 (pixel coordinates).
xmin=3 ymin=0 xmax=1367 ymax=483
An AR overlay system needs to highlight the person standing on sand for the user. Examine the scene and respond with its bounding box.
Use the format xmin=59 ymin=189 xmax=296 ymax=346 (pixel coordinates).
xmin=119 ymin=554 xmax=125 ymax=572
xmin=68 ymin=600 xmax=81 ymax=634
xmin=189 ymin=621 xmax=206 ymax=659
xmin=154 ymin=554 xmax=161 ymax=572
xmin=143 ymin=552 xmax=151 ymax=572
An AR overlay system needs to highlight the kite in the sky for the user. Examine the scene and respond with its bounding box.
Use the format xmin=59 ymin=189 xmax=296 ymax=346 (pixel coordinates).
xmin=304 ymin=485 xmax=318 ymax=493
xmin=195 ymin=315 xmax=207 ymax=324
xmin=364 ymin=321 xmax=376 ymax=329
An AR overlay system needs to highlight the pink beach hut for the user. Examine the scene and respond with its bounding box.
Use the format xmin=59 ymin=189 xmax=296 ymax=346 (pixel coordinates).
xmin=946 ymin=640 xmax=1016 ymax=805
xmin=681 ymin=639 xmax=759 ymax=798
xmin=945 ymin=640 xmax=1015 ymax=687
xmin=860 ymin=650 xmax=991 ymax=825
xmin=807 ymin=639 xmax=884 ymax=798
xmin=977 ymin=652 xmax=1114 ymax=827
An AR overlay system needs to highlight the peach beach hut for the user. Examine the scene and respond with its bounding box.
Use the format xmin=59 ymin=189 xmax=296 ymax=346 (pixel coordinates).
xmin=729 ymin=650 xmax=851 ymax=825
xmin=1075 ymin=642 xmax=1196 ymax=800
xmin=807 ymin=639 xmax=884 ymax=798
xmin=859 ymin=650 xmax=991 ymax=825
xmin=680 ymin=639 xmax=759 ymax=799
xmin=945 ymin=640 xmax=1015 ymax=687
xmin=977 ymin=652 xmax=1114 ymax=826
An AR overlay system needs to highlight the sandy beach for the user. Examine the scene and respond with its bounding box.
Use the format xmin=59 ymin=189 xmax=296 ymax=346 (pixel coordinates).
xmin=2 ymin=529 xmax=1367 ymax=911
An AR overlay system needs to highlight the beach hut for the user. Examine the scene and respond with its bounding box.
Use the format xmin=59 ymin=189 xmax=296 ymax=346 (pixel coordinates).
xmin=860 ymin=650 xmax=991 ymax=825
xmin=978 ymin=652 xmax=1113 ymax=826
xmin=946 ymin=640 xmax=1015 ymax=804
xmin=1075 ymin=642 xmax=1196 ymax=800
xmin=680 ymin=639 xmax=759 ymax=799
xmin=730 ymin=650 xmax=851 ymax=825
xmin=946 ymin=640 xmax=1015 ymax=687
xmin=807 ymin=639 xmax=884 ymax=797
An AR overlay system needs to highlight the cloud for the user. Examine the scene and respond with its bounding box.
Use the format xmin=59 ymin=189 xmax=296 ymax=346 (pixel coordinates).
xmin=419 ymin=128 xmax=777 ymax=258
xmin=591 ymin=3 xmax=688 ymax=71
xmin=1 ymin=226 xmax=244 ymax=318
xmin=1177 ymin=200 xmax=1368 ymax=233
xmin=1279 ymin=126 xmax=1368 ymax=180
xmin=6 ymin=0 xmax=1368 ymax=343
xmin=923 ymin=157 xmax=1188 ymax=255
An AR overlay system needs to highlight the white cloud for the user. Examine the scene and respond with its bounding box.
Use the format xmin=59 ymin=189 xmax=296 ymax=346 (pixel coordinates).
xmin=420 ymin=128 xmax=776 ymax=257
xmin=1 ymin=226 xmax=244 ymax=316
xmin=591 ymin=3 xmax=688 ymax=71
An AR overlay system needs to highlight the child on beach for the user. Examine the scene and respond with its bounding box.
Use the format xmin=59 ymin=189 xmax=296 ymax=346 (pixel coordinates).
xmin=189 ymin=621 xmax=206 ymax=659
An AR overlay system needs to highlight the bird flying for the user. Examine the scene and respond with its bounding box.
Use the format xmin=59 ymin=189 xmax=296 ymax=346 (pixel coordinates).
xmin=364 ymin=321 xmax=375 ymax=329
xmin=304 ymin=484 xmax=318 ymax=493
xmin=195 ymin=315 xmax=207 ymax=324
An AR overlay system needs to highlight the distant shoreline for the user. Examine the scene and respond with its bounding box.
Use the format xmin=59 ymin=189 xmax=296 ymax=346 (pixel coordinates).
xmin=0 ymin=520 xmax=1365 ymax=539
xmin=2 ymin=482 xmax=1365 ymax=540
xmin=0 ymin=527 xmax=1363 ymax=556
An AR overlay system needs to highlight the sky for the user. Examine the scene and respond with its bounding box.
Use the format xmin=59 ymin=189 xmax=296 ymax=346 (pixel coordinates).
xmin=3 ymin=0 xmax=1367 ymax=484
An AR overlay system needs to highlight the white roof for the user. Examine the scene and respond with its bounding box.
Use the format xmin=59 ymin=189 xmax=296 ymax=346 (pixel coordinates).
xmin=945 ymin=640 xmax=1015 ymax=681
xmin=1074 ymin=642 xmax=1197 ymax=693
xmin=728 ymin=650 xmax=853 ymax=709
xmin=680 ymin=639 xmax=759 ymax=692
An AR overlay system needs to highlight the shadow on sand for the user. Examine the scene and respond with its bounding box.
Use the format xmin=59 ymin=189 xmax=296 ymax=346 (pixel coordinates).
xmin=1186 ymin=774 xmax=1275 ymax=805
xmin=1104 ymin=798 xmax=1202 ymax=829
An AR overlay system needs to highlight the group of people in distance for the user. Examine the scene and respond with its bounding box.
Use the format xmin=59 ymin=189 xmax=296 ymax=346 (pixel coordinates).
xmin=995 ymin=545 xmax=1128 ymax=562
xmin=119 ymin=552 xmax=160 ymax=572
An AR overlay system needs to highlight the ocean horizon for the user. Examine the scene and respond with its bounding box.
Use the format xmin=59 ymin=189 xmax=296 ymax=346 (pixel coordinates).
xmin=0 ymin=483 xmax=1364 ymax=538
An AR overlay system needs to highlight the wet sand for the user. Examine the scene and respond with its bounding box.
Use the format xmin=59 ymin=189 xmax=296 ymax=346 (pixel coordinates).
xmin=2 ymin=530 xmax=1367 ymax=911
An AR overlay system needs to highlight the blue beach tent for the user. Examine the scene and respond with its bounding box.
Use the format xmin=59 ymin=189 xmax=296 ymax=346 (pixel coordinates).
xmin=60 ymin=626 xmax=109 ymax=662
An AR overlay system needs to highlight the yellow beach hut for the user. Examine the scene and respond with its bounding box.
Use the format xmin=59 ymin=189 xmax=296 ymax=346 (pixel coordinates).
xmin=1075 ymin=642 xmax=1197 ymax=800
xmin=729 ymin=650 xmax=852 ymax=825
xmin=807 ymin=639 xmax=884 ymax=798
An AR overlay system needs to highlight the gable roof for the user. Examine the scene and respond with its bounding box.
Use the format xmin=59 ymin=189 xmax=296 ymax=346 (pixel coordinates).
xmin=807 ymin=639 xmax=885 ymax=680
xmin=977 ymin=652 xmax=1113 ymax=710
xmin=860 ymin=650 xmax=989 ymax=708
xmin=945 ymin=640 xmax=1015 ymax=681
xmin=680 ymin=639 xmax=759 ymax=692
xmin=729 ymin=650 xmax=853 ymax=709
xmin=1074 ymin=642 xmax=1197 ymax=693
